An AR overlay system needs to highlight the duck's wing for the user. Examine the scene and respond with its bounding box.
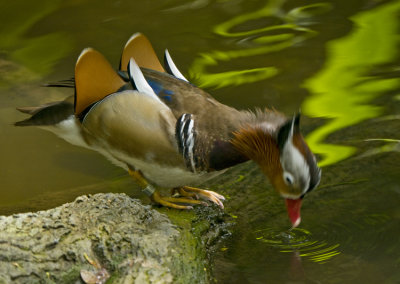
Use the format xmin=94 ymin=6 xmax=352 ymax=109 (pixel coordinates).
xmin=119 ymin=32 xmax=164 ymax=73
xmin=119 ymin=33 xmax=225 ymax=115
xmin=82 ymin=90 xmax=181 ymax=167
xmin=80 ymin=54 xmax=180 ymax=168
xmin=140 ymin=68 xmax=218 ymax=116
xmin=15 ymin=48 xmax=124 ymax=126
xmin=44 ymin=33 xmax=162 ymax=89
xmin=74 ymin=48 xmax=125 ymax=116
xmin=43 ymin=33 xmax=223 ymax=119
xmin=119 ymin=33 xmax=186 ymax=80
xmin=119 ymin=33 xmax=248 ymax=165
xmin=119 ymin=37 xmax=247 ymax=172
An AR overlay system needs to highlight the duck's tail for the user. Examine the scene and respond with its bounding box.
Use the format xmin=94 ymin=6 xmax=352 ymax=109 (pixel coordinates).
xmin=15 ymin=96 xmax=74 ymax=127
xmin=42 ymin=78 xmax=75 ymax=88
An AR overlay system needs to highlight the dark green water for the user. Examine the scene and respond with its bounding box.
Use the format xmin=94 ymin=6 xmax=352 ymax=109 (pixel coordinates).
xmin=1 ymin=0 xmax=399 ymax=283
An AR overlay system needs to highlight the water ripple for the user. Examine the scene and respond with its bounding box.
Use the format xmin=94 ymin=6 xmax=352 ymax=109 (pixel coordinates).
xmin=254 ymin=227 xmax=341 ymax=263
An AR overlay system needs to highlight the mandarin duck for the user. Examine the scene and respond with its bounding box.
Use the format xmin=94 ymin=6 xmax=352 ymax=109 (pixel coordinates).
xmin=16 ymin=33 xmax=321 ymax=227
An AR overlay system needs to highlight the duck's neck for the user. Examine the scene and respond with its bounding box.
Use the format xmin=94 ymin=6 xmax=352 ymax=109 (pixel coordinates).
xmin=207 ymin=109 xmax=285 ymax=172
xmin=230 ymin=108 xmax=287 ymax=177
xmin=231 ymin=126 xmax=280 ymax=173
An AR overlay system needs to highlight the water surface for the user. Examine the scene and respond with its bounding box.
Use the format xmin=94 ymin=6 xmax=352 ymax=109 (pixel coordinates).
xmin=0 ymin=0 xmax=399 ymax=283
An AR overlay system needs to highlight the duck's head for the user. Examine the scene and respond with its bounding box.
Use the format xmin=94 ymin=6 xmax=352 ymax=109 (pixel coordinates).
xmin=232 ymin=113 xmax=321 ymax=227
xmin=273 ymin=113 xmax=321 ymax=227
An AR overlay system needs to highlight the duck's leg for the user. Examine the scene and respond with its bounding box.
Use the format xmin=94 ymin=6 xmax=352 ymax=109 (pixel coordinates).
xmin=128 ymin=169 xmax=205 ymax=209
xmin=171 ymin=187 xmax=197 ymax=199
xmin=178 ymin=186 xmax=225 ymax=209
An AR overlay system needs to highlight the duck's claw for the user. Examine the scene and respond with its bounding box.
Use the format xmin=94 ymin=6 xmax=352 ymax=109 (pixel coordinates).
xmin=152 ymin=191 xmax=207 ymax=210
xmin=128 ymin=169 xmax=223 ymax=209
xmin=180 ymin=186 xmax=225 ymax=209
xmin=172 ymin=187 xmax=198 ymax=199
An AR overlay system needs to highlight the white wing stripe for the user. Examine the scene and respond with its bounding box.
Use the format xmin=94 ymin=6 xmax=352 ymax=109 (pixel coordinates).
xmin=176 ymin=113 xmax=197 ymax=173
xmin=179 ymin=114 xmax=187 ymax=137
xmin=128 ymin=58 xmax=161 ymax=102
xmin=164 ymin=49 xmax=189 ymax=82
xmin=187 ymin=119 xmax=194 ymax=135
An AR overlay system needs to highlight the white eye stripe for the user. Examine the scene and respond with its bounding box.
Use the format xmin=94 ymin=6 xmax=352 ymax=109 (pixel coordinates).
xmin=281 ymin=136 xmax=310 ymax=194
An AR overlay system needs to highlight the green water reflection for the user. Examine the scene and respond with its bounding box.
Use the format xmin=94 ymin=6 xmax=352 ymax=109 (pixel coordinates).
xmin=190 ymin=0 xmax=400 ymax=168
xmin=189 ymin=1 xmax=331 ymax=88
xmin=0 ymin=0 xmax=399 ymax=283
xmin=302 ymin=0 xmax=400 ymax=166
xmin=0 ymin=1 xmax=73 ymax=87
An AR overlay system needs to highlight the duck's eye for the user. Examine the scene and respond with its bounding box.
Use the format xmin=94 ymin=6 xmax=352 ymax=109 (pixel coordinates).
xmin=284 ymin=172 xmax=294 ymax=186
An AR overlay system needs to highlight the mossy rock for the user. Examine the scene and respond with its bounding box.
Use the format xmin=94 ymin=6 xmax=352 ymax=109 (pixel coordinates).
xmin=0 ymin=193 xmax=229 ymax=283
